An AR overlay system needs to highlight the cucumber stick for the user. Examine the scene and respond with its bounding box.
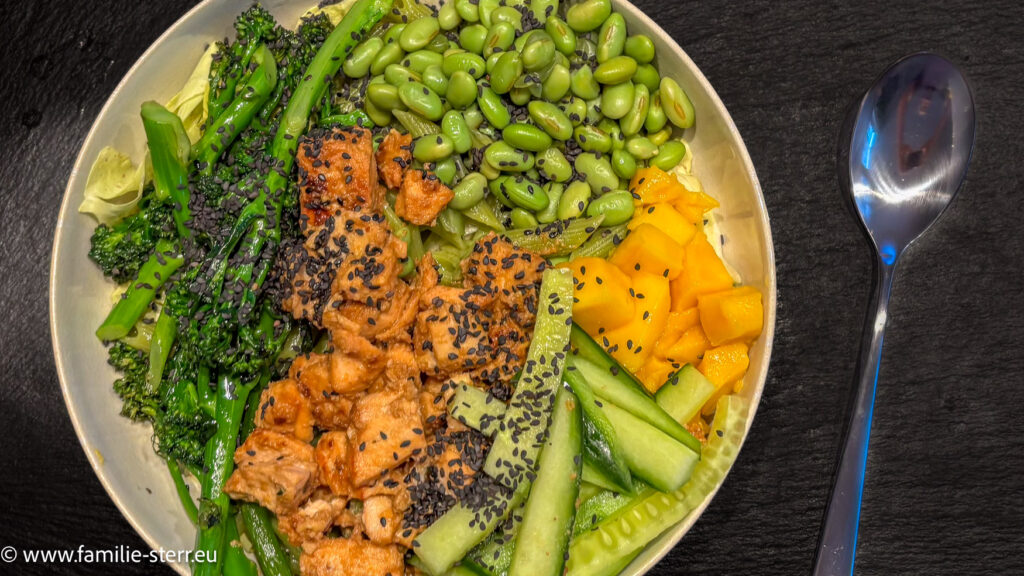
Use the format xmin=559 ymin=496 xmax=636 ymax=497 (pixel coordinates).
xmin=565 ymin=367 xmax=633 ymax=494
xmin=581 ymin=461 xmax=626 ymax=492
xmin=655 ymin=364 xmax=716 ymax=425
xmin=449 ymin=381 xmax=507 ymax=436
xmin=484 ymin=268 xmax=574 ymax=489
xmin=508 ymin=387 xmax=583 ymax=576
xmin=597 ymin=399 xmax=699 ymax=492
xmin=570 ymin=356 xmax=701 ymax=454
xmin=572 ymin=482 xmax=652 ymax=537
xmin=468 ymin=502 xmax=524 ymax=576
xmin=565 ymin=395 xmax=750 ymax=576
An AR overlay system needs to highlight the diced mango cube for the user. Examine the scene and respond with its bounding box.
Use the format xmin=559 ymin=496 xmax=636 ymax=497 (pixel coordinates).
xmin=698 ymin=342 xmax=750 ymax=415
xmin=628 ymin=203 xmax=697 ymax=247
xmin=670 ymin=231 xmax=735 ymax=310
xmin=698 ymin=286 xmax=764 ymax=346
xmin=636 ymin=357 xmax=677 ymax=394
xmin=658 ymin=324 xmax=711 ymax=367
xmin=629 ymin=167 xmax=682 ymax=205
xmin=609 ymin=223 xmax=684 ymax=280
xmin=654 ymin=308 xmax=701 ymax=352
xmin=560 ymin=257 xmax=634 ymax=335
xmin=601 ymin=272 xmax=672 ymax=375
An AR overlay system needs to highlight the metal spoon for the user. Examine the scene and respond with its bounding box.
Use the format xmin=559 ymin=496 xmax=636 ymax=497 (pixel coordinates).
xmin=813 ymin=53 xmax=975 ymax=576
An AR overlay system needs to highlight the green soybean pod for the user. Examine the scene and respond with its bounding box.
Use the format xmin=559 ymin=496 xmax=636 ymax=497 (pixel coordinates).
xmin=660 ymin=77 xmax=696 ymax=129
xmin=626 ymin=135 xmax=659 ymax=159
xmin=557 ymin=180 xmax=592 ymax=219
xmin=537 ymin=182 xmax=564 ymax=222
xmin=648 ymin=126 xmax=673 ymax=146
xmin=485 ymin=141 xmax=535 ymax=171
xmin=503 ymin=176 xmax=549 ymax=211
xmin=528 ymin=101 xmax=574 ymax=140
xmin=491 ymin=6 xmax=524 ymax=31
xmin=545 ymin=16 xmax=576 ymax=55
xmin=645 ymin=90 xmax=668 ymax=132
xmin=510 ymin=207 xmax=539 ymax=228
xmin=385 ymin=64 xmax=420 ymax=86
xmin=594 ymin=55 xmax=638 ymax=84
xmin=455 ymin=0 xmax=480 ymax=23
xmin=450 ymin=172 xmax=487 ymax=210
xmin=562 ymin=97 xmax=587 ymax=126
xmin=433 ymin=156 xmax=458 ymax=185
xmin=570 ymin=65 xmax=601 ymax=100
xmin=413 ymin=133 xmax=455 ymax=162
xmin=490 ymin=176 xmax=514 ymax=207
xmin=477 ymin=86 xmax=512 ymax=129
xmin=510 ymin=86 xmax=533 ymax=106
xmin=446 ymin=70 xmax=479 ymax=108
xmin=441 ymin=110 xmax=473 ymax=154
xmin=522 ymin=33 xmax=557 ymax=72
xmin=403 ymin=50 xmax=444 ymax=73
xmin=421 ymin=65 xmax=449 ymax=97
xmin=624 ymin=34 xmax=656 ymax=64
xmin=370 ymin=42 xmax=406 ymax=76
xmin=575 ymin=152 xmax=618 ymax=193
xmin=383 ymin=23 xmax=407 ymax=45
xmin=399 ymin=17 xmax=440 ymax=52
xmin=438 ymin=1 xmax=462 ymax=30
xmin=459 ymin=24 xmax=489 ymax=54
xmin=367 ymin=83 xmax=404 ymax=110
xmin=490 ymin=51 xmax=523 ymax=94
xmin=478 ymin=0 xmax=501 ymax=27
xmin=541 ymin=64 xmax=571 ymax=102
xmin=503 ymin=124 xmax=553 ymax=152
xmin=531 ymin=0 xmax=559 ymax=24
xmin=537 ymin=148 xmax=573 ymax=183
xmin=574 ymin=124 xmax=612 ymax=153
xmin=364 ymin=96 xmax=393 ymax=127
xmin=586 ymin=190 xmax=635 ymax=225
xmin=632 ymin=63 xmax=661 ymax=93
xmin=443 ymin=52 xmax=487 ymax=78
xmin=483 ymin=21 xmax=516 ymax=58
xmin=620 ymin=83 xmax=650 ymax=137
xmin=601 ymin=80 xmax=634 ymax=119
xmin=398 ymin=81 xmax=445 ymax=121
xmin=596 ymin=13 xmax=626 ymax=63
xmin=566 ymin=0 xmax=612 ymax=33
xmin=343 ymin=37 xmax=384 ymax=78
xmin=650 ymin=140 xmax=687 ymax=170
xmin=611 ymin=148 xmax=637 ymax=179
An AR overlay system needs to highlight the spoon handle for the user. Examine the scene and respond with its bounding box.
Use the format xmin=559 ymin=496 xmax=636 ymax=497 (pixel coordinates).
xmin=812 ymin=259 xmax=896 ymax=576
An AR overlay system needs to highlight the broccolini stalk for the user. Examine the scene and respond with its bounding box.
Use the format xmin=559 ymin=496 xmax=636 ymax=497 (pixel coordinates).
xmin=240 ymin=505 xmax=295 ymax=576
xmin=167 ymin=458 xmax=199 ymax=526
xmin=145 ymin=309 xmax=176 ymax=394
xmin=222 ymin=515 xmax=259 ymax=576
xmin=141 ymin=101 xmax=191 ymax=239
xmin=96 ymin=239 xmax=183 ymax=341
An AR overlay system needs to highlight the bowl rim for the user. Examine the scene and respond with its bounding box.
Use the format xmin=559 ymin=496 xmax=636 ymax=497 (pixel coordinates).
xmin=49 ymin=1 xmax=776 ymax=574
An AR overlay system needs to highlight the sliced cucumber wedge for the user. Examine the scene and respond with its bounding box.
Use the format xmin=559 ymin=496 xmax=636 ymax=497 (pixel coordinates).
xmin=564 ymin=367 xmax=633 ymax=494
xmin=655 ymin=364 xmax=716 ymax=425
xmin=449 ymin=380 xmax=507 ymax=436
xmin=597 ymin=399 xmax=699 ymax=492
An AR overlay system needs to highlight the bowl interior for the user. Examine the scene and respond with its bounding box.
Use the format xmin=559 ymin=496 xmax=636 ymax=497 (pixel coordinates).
xmin=50 ymin=1 xmax=774 ymax=574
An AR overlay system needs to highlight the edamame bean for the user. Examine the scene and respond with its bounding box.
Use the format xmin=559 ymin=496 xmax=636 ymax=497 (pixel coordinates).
xmin=367 ymin=83 xmax=404 ymax=110
xmin=566 ymin=0 xmax=612 ymax=33
xmin=585 ymin=97 xmax=604 ymax=124
xmin=611 ymin=149 xmax=637 ymax=179
xmin=398 ymin=81 xmax=444 ymax=121
xmin=562 ymin=97 xmax=587 ymax=126
xmin=343 ymin=37 xmax=383 ymax=78
xmin=660 ymin=77 xmax=696 ymax=129
xmin=477 ymin=86 xmax=511 ymax=128
xmin=541 ymin=64 xmax=571 ymax=101
xmin=433 ymin=156 xmax=457 ymax=185
xmin=478 ymin=0 xmax=500 ymax=28
xmin=522 ymin=33 xmax=556 ymax=71
xmin=441 ymin=110 xmax=473 ymax=154
xmin=483 ymin=21 xmax=516 ymax=58
xmin=531 ymin=0 xmax=559 ymax=24
xmin=503 ymin=124 xmax=553 ymax=152
xmin=575 ymin=37 xmax=597 ymax=62
xmin=598 ymin=118 xmax=625 ymax=150
xmin=513 ymin=29 xmax=541 ymax=53
xmin=383 ymin=23 xmax=406 ymax=45
xmin=485 ymin=52 xmax=502 ymax=75
xmin=650 ymin=140 xmax=687 ymax=170
xmin=485 ymin=141 xmax=535 ymax=171
xmin=455 ymin=0 xmax=480 ymax=23
xmin=364 ymin=97 xmax=392 ymax=126
xmin=620 ymin=84 xmax=650 ymax=137
xmin=385 ymin=64 xmax=420 ymax=86
xmin=645 ymin=90 xmax=668 ymax=132
xmin=510 ymin=208 xmax=539 ymax=228
xmin=586 ymin=190 xmax=634 ymax=225
xmin=446 ymin=71 xmax=478 ymax=108
xmin=422 ymin=65 xmax=449 ymax=96
xmin=463 ymin=105 xmax=484 ymax=129
xmin=557 ymin=180 xmax=592 ymax=219
xmin=570 ymin=65 xmax=601 ymax=99
xmin=443 ymin=52 xmax=487 ymax=78
xmin=399 ymin=17 xmax=440 ymax=52
xmin=632 ymin=63 xmax=660 ymax=93
xmin=413 ymin=133 xmax=454 ymax=162
xmin=403 ymin=50 xmax=444 ymax=73
xmin=510 ymin=86 xmax=532 ymax=106
xmin=528 ymin=101 xmax=574 ymax=140
xmin=491 ymin=6 xmax=523 ymax=31
xmin=370 ymin=42 xmax=405 ymax=76
xmin=537 ymin=182 xmax=564 ymax=222
xmin=450 ymin=172 xmax=487 ymax=210
xmin=490 ymin=176 xmax=514 ymax=206
xmin=459 ymin=24 xmax=488 ymax=54
xmin=545 ymin=16 xmax=577 ymax=56
xmin=438 ymin=1 xmax=462 ymax=30
xmin=425 ymin=34 xmax=450 ymax=54
xmin=624 ymin=35 xmax=656 ymax=64
xmin=648 ymin=126 xmax=672 ymax=146
xmin=490 ymin=51 xmax=523 ymax=94
xmin=575 ymin=152 xmax=618 ymax=193
xmin=596 ymin=13 xmax=626 ymax=63
xmin=594 ymin=56 xmax=638 ymax=84
xmin=601 ymin=80 xmax=634 ymax=119
xmin=626 ymin=136 xmax=659 ymax=159
xmin=537 ymin=148 xmax=573 ymax=182
xmin=480 ymin=157 xmax=502 ymax=180
xmin=574 ymin=124 xmax=612 ymax=153
xmin=503 ymin=176 xmax=549 ymax=211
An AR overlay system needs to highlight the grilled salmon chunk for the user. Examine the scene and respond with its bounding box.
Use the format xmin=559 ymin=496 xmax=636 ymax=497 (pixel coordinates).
xmin=224 ymin=429 xmax=318 ymax=515
xmin=300 ymin=538 xmax=404 ymax=576
xmin=375 ymin=129 xmax=412 ymax=189
xmin=297 ymin=126 xmax=381 ymax=228
xmin=396 ymin=168 xmax=454 ymax=226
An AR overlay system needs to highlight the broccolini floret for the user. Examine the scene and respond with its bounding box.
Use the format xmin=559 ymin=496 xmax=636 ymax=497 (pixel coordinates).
xmin=88 ymin=197 xmax=175 ymax=283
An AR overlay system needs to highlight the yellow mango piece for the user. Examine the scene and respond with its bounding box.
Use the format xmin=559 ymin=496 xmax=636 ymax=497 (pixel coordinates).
xmin=658 ymin=324 xmax=711 ymax=367
xmin=636 ymin=357 xmax=677 ymax=394
xmin=628 ymin=203 xmax=698 ymax=247
xmin=675 ymin=203 xmax=706 ymax=225
xmin=654 ymin=308 xmax=701 ymax=354
xmin=630 ymin=166 xmax=682 ymax=205
xmin=601 ymin=272 xmax=672 ymax=375
xmin=698 ymin=286 xmax=765 ymax=346
xmin=698 ymin=342 xmax=750 ymax=415
xmin=676 ymin=189 xmax=720 ymax=211
xmin=670 ymin=230 xmax=735 ymax=311
xmin=609 ymin=223 xmax=684 ymax=280
xmin=560 ymin=257 xmax=634 ymax=335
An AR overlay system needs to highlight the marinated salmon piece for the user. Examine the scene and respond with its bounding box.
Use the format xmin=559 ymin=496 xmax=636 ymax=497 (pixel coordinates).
xmin=362 ymin=495 xmax=398 ymax=545
xmin=375 ymin=129 xmax=412 ymax=189
xmin=413 ymin=285 xmax=492 ymax=377
xmin=315 ymin=431 xmax=351 ymax=496
xmin=255 ymin=379 xmax=315 ymax=442
xmin=348 ymin=379 xmax=427 ymax=487
xmin=224 ymin=429 xmax=318 ymax=515
xmin=396 ymin=168 xmax=454 ymax=226
xmin=290 ymin=354 xmax=354 ymax=430
xmin=463 ymin=232 xmax=546 ymax=326
xmin=419 ymin=374 xmax=466 ymax=432
xmin=277 ymin=490 xmax=348 ymax=551
xmin=300 ymin=538 xmax=404 ymax=576
xmin=325 ymin=283 xmax=418 ymax=343
xmin=297 ymin=127 xmax=381 ymax=228
xmin=331 ymin=211 xmax=408 ymax=305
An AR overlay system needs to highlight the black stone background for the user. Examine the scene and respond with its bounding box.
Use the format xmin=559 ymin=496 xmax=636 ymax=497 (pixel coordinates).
xmin=1 ymin=0 xmax=1023 ymax=574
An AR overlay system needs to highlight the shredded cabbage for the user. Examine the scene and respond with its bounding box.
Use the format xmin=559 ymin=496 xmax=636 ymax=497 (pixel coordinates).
xmin=166 ymin=42 xmax=217 ymax=144
xmin=300 ymin=0 xmax=359 ymax=26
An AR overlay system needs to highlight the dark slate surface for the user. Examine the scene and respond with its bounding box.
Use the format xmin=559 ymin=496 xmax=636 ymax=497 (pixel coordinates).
xmin=1 ymin=0 xmax=1022 ymax=574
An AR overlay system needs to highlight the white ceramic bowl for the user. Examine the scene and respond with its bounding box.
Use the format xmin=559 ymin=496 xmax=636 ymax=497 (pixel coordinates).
xmin=50 ymin=1 xmax=775 ymax=573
